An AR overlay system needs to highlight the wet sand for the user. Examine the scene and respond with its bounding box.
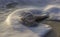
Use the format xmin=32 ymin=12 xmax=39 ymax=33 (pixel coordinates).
xmin=44 ymin=21 xmax=60 ymax=37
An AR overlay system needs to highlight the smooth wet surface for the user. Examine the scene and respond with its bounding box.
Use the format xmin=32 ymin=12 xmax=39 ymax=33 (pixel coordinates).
xmin=0 ymin=0 xmax=60 ymax=37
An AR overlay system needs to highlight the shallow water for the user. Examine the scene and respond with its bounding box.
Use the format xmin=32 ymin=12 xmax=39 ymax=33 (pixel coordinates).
xmin=0 ymin=0 xmax=60 ymax=37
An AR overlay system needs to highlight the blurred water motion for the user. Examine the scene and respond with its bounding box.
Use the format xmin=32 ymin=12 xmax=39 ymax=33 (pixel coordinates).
xmin=0 ymin=0 xmax=60 ymax=37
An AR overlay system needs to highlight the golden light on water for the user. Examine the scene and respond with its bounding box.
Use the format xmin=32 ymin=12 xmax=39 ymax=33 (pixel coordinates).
xmin=44 ymin=5 xmax=60 ymax=11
